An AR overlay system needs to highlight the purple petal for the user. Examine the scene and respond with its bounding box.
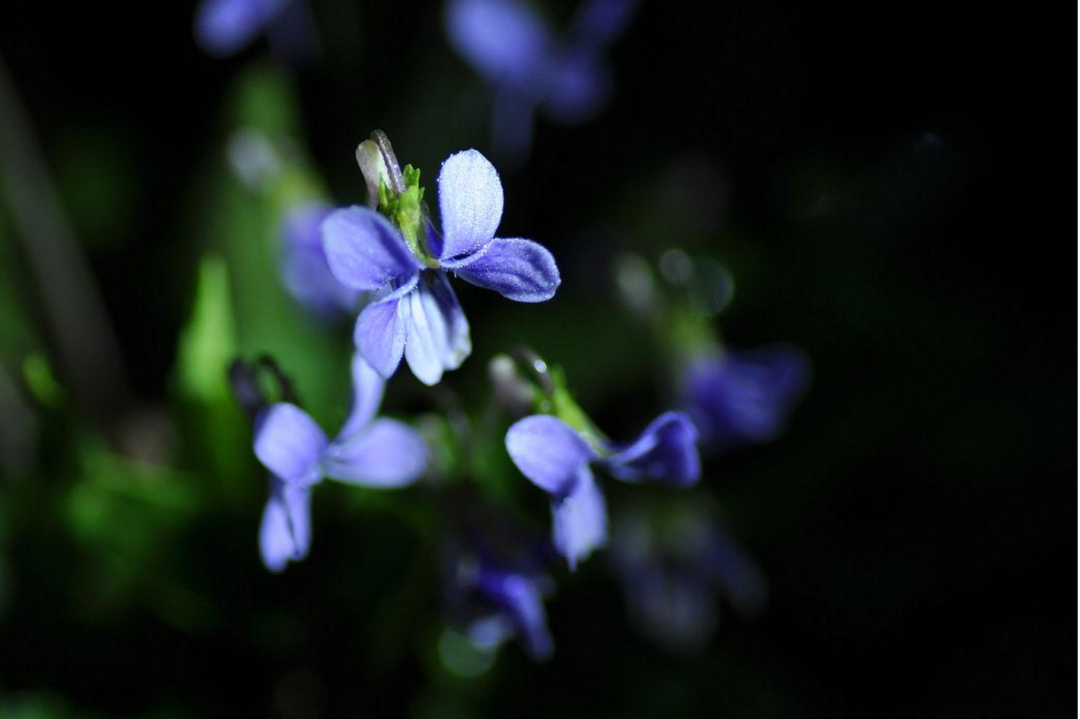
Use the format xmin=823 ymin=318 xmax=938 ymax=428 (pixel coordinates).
xmin=447 ymin=237 xmax=560 ymax=302
xmin=569 ymin=0 xmax=639 ymax=50
xmin=436 ymin=150 xmax=504 ymax=261
xmin=542 ymin=53 xmax=611 ymax=125
xmin=402 ymin=272 xmax=472 ymax=386
xmin=335 ymin=353 xmax=386 ymax=439
xmin=603 ymin=412 xmax=701 ymax=486
xmin=259 ymin=477 xmax=312 ymax=573
xmin=323 ymin=418 xmax=427 ymax=487
xmin=552 ymin=467 xmax=608 ymax=570
xmin=253 ymin=403 xmax=328 ymax=485
xmin=505 ymin=415 xmax=597 ymax=496
xmin=322 ymin=206 xmax=421 ymax=292
xmin=477 ymin=569 xmax=553 ymax=659
xmin=280 ymin=202 xmax=362 ymax=316
xmin=445 ymin=0 xmax=552 ymax=87
xmin=682 ymin=346 xmax=811 ymax=447
xmin=195 ymin=0 xmax=281 ymax=57
xmin=355 ymin=283 xmax=414 ymax=378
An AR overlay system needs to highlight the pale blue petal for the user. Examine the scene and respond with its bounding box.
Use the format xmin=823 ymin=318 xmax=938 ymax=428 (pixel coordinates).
xmin=355 ymin=284 xmax=414 ymax=378
xmin=445 ymin=0 xmax=552 ymax=86
xmin=402 ymin=272 xmax=472 ymax=386
xmin=336 ymin=353 xmax=385 ymax=440
xmin=253 ymin=403 xmax=328 ymax=485
xmin=505 ymin=415 xmax=596 ymax=496
xmin=259 ymin=477 xmax=312 ymax=573
xmin=323 ymin=418 xmax=427 ymax=487
xmin=447 ymin=237 xmax=560 ymax=302
xmin=437 ymin=150 xmax=504 ymax=261
xmin=552 ymin=467 xmax=608 ymax=570
xmin=603 ymin=411 xmax=700 ymax=486
xmin=322 ymin=206 xmax=421 ymax=291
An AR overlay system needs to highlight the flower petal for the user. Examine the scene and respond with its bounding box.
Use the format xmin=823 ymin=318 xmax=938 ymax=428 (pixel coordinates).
xmin=253 ymin=404 xmax=328 ymax=485
xmin=447 ymin=237 xmax=560 ymax=302
xmin=552 ymin=467 xmax=608 ymax=570
xmin=355 ymin=288 xmax=410 ymax=378
xmin=259 ymin=477 xmax=313 ymax=573
xmin=477 ymin=569 xmax=554 ymax=659
xmin=323 ymin=418 xmax=428 ymax=487
xmin=505 ymin=415 xmax=596 ymax=496
xmin=603 ymin=411 xmax=700 ymax=486
xmin=445 ymin=0 xmax=552 ymax=87
xmin=194 ymin=0 xmax=275 ymax=57
xmin=322 ymin=206 xmax=421 ymax=291
xmin=437 ymin=150 xmax=504 ymax=261
xmin=402 ymin=272 xmax=472 ymax=386
xmin=336 ymin=353 xmax=386 ymax=440
xmin=280 ymin=202 xmax=362 ymax=316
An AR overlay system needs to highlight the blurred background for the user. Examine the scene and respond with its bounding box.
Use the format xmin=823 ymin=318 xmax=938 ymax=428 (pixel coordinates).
xmin=0 ymin=1 xmax=1073 ymax=717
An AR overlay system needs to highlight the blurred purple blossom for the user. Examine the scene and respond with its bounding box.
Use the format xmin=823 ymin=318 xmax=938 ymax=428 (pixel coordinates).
xmin=279 ymin=202 xmax=364 ymax=318
xmin=680 ymin=345 xmax=811 ymax=450
xmin=505 ymin=411 xmax=700 ymax=569
xmin=446 ymin=0 xmax=639 ymax=162
xmin=194 ymin=0 xmax=319 ymax=59
xmin=323 ymin=149 xmax=560 ymax=386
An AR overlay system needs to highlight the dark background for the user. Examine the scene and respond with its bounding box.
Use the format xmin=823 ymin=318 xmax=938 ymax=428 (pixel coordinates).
xmin=0 ymin=2 xmax=1074 ymax=718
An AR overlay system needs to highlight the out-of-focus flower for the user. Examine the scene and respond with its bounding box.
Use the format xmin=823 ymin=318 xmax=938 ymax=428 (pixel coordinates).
xmin=194 ymin=0 xmax=319 ymax=59
xmin=446 ymin=0 xmax=638 ymax=162
xmin=610 ymin=497 xmax=767 ymax=653
xmin=680 ymin=345 xmax=810 ymax=450
xmin=444 ymin=525 xmax=556 ymax=660
xmin=279 ymin=202 xmax=364 ymax=318
xmin=505 ymin=411 xmax=700 ymax=569
xmin=323 ymin=149 xmax=560 ymax=386
xmin=253 ymin=354 xmax=427 ymax=572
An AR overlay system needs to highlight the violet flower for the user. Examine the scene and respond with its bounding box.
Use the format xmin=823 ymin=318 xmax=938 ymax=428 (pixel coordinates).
xmin=505 ymin=412 xmax=700 ymax=569
xmin=279 ymin=202 xmax=364 ymax=318
xmin=194 ymin=0 xmax=318 ymax=59
xmin=446 ymin=0 xmax=638 ymax=161
xmin=254 ymin=354 xmax=428 ymax=572
xmin=680 ymin=345 xmax=810 ymax=450
xmin=322 ymin=149 xmax=560 ymax=386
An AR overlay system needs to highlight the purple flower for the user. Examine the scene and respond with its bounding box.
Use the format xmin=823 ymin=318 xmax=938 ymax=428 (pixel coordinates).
xmin=280 ymin=202 xmax=364 ymax=318
xmin=323 ymin=149 xmax=560 ymax=386
xmin=253 ymin=354 xmax=428 ymax=572
xmin=610 ymin=500 xmax=767 ymax=654
xmin=680 ymin=345 xmax=810 ymax=450
xmin=446 ymin=0 xmax=638 ymax=161
xmin=194 ymin=0 xmax=318 ymax=59
xmin=444 ymin=530 xmax=555 ymax=660
xmin=505 ymin=412 xmax=700 ymax=569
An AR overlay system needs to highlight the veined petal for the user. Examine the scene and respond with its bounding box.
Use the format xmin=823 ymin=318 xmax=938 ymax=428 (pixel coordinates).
xmin=437 ymin=150 xmax=504 ymax=261
xmin=336 ymin=353 xmax=386 ymax=440
xmin=603 ymin=411 xmax=700 ymax=486
xmin=445 ymin=0 xmax=552 ymax=87
xmin=322 ymin=206 xmax=421 ymax=291
xmin=402 ymin=272 xmax=472 ymax=386
xmin=505 ymin=415 xmax=596 ymax=496
xmin=254 ymin=404 xmax=328 ymax=485
xmin=355 ymin=284 xmax=413 ymax=378
xmin=447 ymin=237 xmax=560 ymax=302
xmin=259 ymin=477 xmax=312 ymax=573
xmin=552 ymin=467 xmax=608 ymax=570
xmin=323 ymin=418 xmax=427 ymax=487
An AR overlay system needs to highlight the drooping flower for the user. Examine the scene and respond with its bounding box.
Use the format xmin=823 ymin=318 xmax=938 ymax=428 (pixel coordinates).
xmin=323 ymin=149 xmax=560 ymax=386
xmin=446 ymin=0 xmax=639 ymax=162
xmin=679 ymin=344 xmax=810 ymax=450
xmin=443 ymin=524 xmax=556 ymax=660
xmin=609 ymin=497 xmax=767 ymax=654
xmin=505 ymin=411 xmax=700 ymax=569
xmin=279 ymin=201 xmax=363 ymax=318
xmin=253 ymin=354 xmax=428 ymax=572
